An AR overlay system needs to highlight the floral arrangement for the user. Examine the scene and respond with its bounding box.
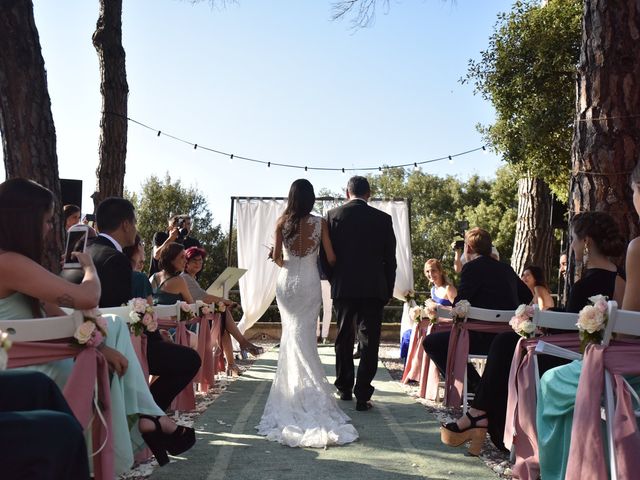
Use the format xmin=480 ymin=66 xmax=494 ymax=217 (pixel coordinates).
xmin=179 ymin=302 xmax=196 ymax=321
xmin=423 ymin=299 xmax=439 ymax=324
xmin=73 ymin=310 xmax=107 ymax=347
xmin=195 ymin=300 xmax=212 ymax=316
xmin=576 ymin=295 xmax=608 ymax=351
xmin=128 ymin=298 xmax=158 ymax=336
xmin=409 ymin=305 xmax=424 ymax=323
xmin=404 ymin=290 xmax=416 ymax=303
xmin=509 ymin=304 xmax=537 ymax=339
xmin=452 ymin=299 xmax=471 ymax=323
xmin=0 ymin=329 xmax=12 ymax=371
xmin=214 ymin=301 xmax=227 ymax=314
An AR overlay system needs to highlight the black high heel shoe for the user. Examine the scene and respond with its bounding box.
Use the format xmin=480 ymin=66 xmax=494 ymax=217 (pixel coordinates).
xmin=440 ymin=411 xmax=488 ymax=456
xmin=140 ymin=415 xmax=196 ymax=465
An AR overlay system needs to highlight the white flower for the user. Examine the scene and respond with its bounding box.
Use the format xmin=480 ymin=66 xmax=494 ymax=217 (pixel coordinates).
xmin=453 ymin=300 xmax=471 ymax=319
xmin=424 ymin=299 xmax=439 ymax=320
xmin=409 ymin=306 xmax=423 ymax=322
xmin=201 ymin=304 xmax=211 ymax=315
xmin=0 ymin=331 xmax=12 ymax=351
xmin=129 ymin=298 xmax=147 ymax=314
xmin=180 ymin=302 xmax=193 ymax=313
xmin=521 ymin=320 xmax=536 ymax=334
xmin=195 ymin=300 xmax=205 ymax=308
xmin=588 ymin=294 xmax=608 ymax=305
xmin=577 ymin=305 xmax=606 ymax=334
xmin=74 ymin=321 xmax=96 ymax=344
xmin=129 ymin=310 xmax=141 ymax=323
xmin=515 ymin=304 xmax=528 ymax=317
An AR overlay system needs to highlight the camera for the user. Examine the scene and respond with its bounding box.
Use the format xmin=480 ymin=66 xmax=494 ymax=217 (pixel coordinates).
xmin=177 ymin=218 xmax=189 ymax=238
xmin=452 ymin=220 xmax=468 ymax=251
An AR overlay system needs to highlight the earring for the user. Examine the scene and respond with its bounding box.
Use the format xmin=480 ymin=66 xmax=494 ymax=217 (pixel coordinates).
xmin=583 ymin=243 xmax=590 ymax=270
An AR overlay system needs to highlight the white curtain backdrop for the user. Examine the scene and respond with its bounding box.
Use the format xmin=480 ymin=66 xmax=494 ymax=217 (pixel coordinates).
xmin=369 ymin=200 xmax=415 ymax=339
xmin=235 ymin=198 xmax=413 ymax=340
xmin=236 ymin=199 xmax=286 ymax=334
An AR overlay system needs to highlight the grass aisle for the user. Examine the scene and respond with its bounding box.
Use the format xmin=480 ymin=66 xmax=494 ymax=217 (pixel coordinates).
xmin=151 ymin=346 xmax=497 ymax=480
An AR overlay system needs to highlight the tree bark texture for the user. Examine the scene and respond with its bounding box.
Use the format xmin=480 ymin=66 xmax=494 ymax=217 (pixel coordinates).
xmin=0 ymin=0 xmax=63 ymax=271
xmin=570 ymin=0 xmax=640 ymax=245
xmin=511 ymin=177 xmax=554 ymax=281
xmin=92 ymin=0 xmax=128 ymax=210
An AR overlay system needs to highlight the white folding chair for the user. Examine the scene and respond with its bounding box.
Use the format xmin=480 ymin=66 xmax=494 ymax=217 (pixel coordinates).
xmin=461 ymin=306 xmax=514 ymax=413
xmin=0 ymin=310 xmax=85 ymax=342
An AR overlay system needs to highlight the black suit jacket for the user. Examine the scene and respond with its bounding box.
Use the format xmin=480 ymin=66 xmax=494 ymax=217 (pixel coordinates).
xmin=454 ymin=255 xmax=533 ymax=310
xmin=87 ymin=236 xmax=133 ymax=308
xmin=324 ymin=199 xmax=397 ymax=302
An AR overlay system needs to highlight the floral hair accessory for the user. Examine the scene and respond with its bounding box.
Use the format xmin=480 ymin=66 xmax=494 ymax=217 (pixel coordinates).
xmin=128 ymin=298 xmax=158 ymax=335
xmin=509 ymin=304 xmax=537 ymax=339
xmin=576 ymin=295 xmax=608 ymax=351
xmin=73 ymin=309 xmax=107 ymax=347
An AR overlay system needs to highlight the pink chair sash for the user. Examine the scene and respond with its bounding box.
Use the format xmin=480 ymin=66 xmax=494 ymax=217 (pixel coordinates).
xmin=566 ymin=343 xmax=640 ymax=480
xmin=8 ymin=341 xmax=113 ymax=480
xmin=503 ymin=333 xmax=581 ymax=480
xmin=130 ymin=333 xmax=149 ymax=380
xmin=444 ymin=320 xmax=512 ymax=407
xmin=401 ymin=319 xmax=453 ymax=400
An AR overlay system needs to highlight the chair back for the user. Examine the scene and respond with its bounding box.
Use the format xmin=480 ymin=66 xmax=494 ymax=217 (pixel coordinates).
xmin=98 ymin=306 xmax=132 ymax=319
xmin=436 ymin=305 xmax=453 ymax=320
xmin=532 ymin=305 xmax=579 ymax=331
xmin=603 ymin=300 xmax=640 ymax=344
xmin=466 ymin=306 xmax=514 ymax=323
xmin=0 ymin=310 xmax=85 ymax=342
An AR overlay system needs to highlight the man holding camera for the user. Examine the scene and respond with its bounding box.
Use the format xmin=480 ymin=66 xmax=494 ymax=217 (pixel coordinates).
xmin=149 ymin=214 xmax=201 ymax=276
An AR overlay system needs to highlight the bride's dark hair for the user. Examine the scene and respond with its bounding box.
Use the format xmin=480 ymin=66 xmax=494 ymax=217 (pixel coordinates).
xmin=278 ymin=179 xmax=315 ymax=240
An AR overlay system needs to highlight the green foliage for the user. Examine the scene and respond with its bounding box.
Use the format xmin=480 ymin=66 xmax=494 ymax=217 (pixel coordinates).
xmin=368 ymin=165 xmax=518 ymax=292
xmin=462 ymin=0 xmax=582 ymax=202
xmin=127 ymin=173 xmax=227 ymax=287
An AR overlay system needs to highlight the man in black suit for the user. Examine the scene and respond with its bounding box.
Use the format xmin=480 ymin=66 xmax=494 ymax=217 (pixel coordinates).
xmin=89 ymin=198 xmax=200 ymax=411
xmin=422 ymin=227 xmax=532 ymax=390
xmin=325 ymin=176 xmax=397 ymax=411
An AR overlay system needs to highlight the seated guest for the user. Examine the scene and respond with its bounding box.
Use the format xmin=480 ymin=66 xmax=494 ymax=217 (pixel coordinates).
xmin=123 ymin=235 xmax=153 ymax=304
xmin=0 ymin=179 xmax=185 ymax=471
xmin=181 ymin=246 xmax=262 ymax=374
xmin=422 ymin=228 xmax=532 ymax=451
xmin=0 ymin=370 xmax=90 ymax=479
xmin=425 ymin=258 xmax=457 ymax=306
xmin=442 ymin=211 xmax=626 ymax=455
xmin=150 ymin=242 xmax=195 ymax=305
xmin=149 ymin=214 xmax=201 ymax=276
xmin=87 ymin=197 xmax=199 ymax=464
xmin=520 ymin=265 xmax=554 ymax=310
xmin=537 ymin=211 xmax=628 ymax=479
xmin=63 ymin=204 xmax=81 ymax=230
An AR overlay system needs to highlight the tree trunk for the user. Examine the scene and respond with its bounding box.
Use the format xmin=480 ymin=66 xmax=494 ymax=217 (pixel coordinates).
xmin=511 ymin=177 xmax=554 ymax=280
xmin=570 ymin=0 xmax=640 ymax=245
xmin=92 ymin=0 xmax=128 ymax=210
xmin=0 ymin=0 xmax=63 ymax=272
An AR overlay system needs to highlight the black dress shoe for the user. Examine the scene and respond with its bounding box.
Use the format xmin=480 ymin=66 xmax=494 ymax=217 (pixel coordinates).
xmin=356 ymin=400 xmax=373 ymax=411
xmin=337 ymin=390 xmax=352 ymax=401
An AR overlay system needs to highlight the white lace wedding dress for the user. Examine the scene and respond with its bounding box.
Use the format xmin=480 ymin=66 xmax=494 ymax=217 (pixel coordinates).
xmin=256 ymin=215 xmax=359 ymax=448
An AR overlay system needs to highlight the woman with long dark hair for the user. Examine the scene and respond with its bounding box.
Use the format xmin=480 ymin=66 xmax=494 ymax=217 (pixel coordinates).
xmin=0 ymin=178 xmax=193 ymax=471
xmin=520 ymin=265 xmax=554 ymax=310
xmin=256 ymin=179 xmax=358 ymax=448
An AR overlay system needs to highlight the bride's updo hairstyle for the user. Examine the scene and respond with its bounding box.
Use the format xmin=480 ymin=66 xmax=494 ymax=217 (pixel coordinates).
xmin=571 ymin=211 xmax=626 ymax=258
xmin=0 ymin=178 xmax=54 ymax=264
xmin=279 ymin=179 xmax=315 ymax=240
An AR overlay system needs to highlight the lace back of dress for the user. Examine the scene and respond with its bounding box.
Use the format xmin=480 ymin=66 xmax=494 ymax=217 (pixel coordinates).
xmin=283 ymin=216 xmax=321 ymax=258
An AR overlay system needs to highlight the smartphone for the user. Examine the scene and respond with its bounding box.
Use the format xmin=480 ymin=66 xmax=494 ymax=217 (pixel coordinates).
xmin=63 ymin=225 xmax=90 ymax=269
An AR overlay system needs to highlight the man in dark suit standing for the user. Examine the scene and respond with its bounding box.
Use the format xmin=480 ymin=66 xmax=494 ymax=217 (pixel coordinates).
xmin=89 ymin=198 xmax=200 ymax=411
xmin=325 ymin=176 xmax=397 ymax=411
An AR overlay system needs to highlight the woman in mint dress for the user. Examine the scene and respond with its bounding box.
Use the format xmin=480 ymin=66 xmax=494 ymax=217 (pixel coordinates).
xmin=536 ymin=211 xmax=628 ymax=479
xmin=0 ymin=178 xmax=183 ymax=474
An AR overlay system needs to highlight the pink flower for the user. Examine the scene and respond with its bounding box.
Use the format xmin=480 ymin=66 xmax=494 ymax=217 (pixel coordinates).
xmin=86 ymin=330 xmax=104 ymax=347
xmin=74 ymin=321 xmax=96 ymax=344
xmin=180 ymin=302 xmax=193 ymax=313
xmin=217 ymin=302 xmax=227 ymax=313
xmin=95 ymin=316 xmax=107 ymax=331
xmin=130 ymin=298 xmax=148 ymax=314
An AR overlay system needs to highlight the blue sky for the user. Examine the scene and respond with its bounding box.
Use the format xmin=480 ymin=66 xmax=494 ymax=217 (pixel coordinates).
xmin=1 ymin=0 xmax=515 ymax=225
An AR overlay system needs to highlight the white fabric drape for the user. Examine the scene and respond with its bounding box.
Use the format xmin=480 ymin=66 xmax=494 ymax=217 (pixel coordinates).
xmin=369 ymin=200 xmax=415 ymax=339
xmin=236 ymin=199 xmax=286 ymax=334
xmin=235 ymin=198 xmax=413 ymax=340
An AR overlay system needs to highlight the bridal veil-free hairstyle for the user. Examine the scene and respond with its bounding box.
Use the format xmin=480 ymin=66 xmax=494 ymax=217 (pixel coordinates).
xmin=279 ymin=179 xmax=316 ymax=240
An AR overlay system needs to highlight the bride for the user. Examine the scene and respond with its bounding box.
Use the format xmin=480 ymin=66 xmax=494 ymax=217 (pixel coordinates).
xmin=256 ymin=179 xmax=359 ymax=448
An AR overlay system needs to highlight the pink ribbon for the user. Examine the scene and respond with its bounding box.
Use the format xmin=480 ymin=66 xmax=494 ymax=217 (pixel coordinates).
xmin=566 ymin=342 xmax=640 ymax=480
xmin=157 ymin=317 xmax=196 ymax=411
xmin=401 ymin=319 xmax=453 ymax=400
xmin=8 ymin=341 xmax=113 ymax=480
xmin=503 ymin=333 xmax=581 ymax=480
xmin=130 ymin=333 xmax=149 ymax=380
xmin=444 ymin=320 xmax=512 ymax=407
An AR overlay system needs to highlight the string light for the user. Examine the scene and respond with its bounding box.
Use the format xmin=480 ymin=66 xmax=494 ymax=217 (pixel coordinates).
xmin=110 ymin=112 xmax=488 ymax=173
